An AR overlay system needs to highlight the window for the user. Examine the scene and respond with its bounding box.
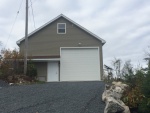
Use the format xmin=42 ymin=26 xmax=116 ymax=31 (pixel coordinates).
xmin=57 ymin=23 xmax=66 ymax=34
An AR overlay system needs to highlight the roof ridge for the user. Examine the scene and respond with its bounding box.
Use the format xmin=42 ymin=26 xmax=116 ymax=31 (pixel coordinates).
xmin=16 ymin=14 xmax=106 ymax=45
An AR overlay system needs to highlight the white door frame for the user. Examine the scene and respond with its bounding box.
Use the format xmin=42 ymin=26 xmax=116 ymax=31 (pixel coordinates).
xmin=60 ymin=47 xmax=100 ymax=81
xmin=47 ymin=61 xmax=59 ymax=82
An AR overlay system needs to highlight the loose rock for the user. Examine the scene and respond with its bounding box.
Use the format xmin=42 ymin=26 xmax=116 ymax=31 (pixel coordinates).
xmin=102 ymin=82 xmax=130 ymax=113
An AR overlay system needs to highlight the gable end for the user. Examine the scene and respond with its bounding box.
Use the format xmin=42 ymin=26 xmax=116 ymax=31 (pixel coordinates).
xmin=16 ymin=14 xmax=106 ymax=45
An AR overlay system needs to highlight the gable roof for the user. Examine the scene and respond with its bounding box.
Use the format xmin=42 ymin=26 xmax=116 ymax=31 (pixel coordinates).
xmin=16 ymin=14 xmax=106 ymax=45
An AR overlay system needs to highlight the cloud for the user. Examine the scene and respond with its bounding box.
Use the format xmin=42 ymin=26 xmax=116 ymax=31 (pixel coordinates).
xmin=0 ymin=0 xmax=150 ymax=67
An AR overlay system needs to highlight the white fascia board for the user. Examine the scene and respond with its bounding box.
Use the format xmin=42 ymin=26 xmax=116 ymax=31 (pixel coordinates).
xmin=16 ymin=14 xmax=106 ymax=45
xmin=61 ymin=15 xmax=106 ymax=44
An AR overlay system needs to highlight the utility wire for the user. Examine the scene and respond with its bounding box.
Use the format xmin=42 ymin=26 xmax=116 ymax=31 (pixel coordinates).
xmin=28 ymin=7 xmax=34 ymax=31
xmin=30 ymin=0 xmax=36 ymax=29
xmin=29 ymin=0 xmax=37 ymax=7
xmin=4 ymin=0 xmax=24 ymax=48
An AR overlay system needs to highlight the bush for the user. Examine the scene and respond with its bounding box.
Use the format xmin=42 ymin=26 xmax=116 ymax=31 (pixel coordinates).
xmin=26 ymin=62 xmax=37 ymax=78
xmin=122 ymin=59 xmax=150 ymax=112
xmin=138 ymin=60 xmax=150 ymax=112
xmin=0 ymin=49 xmax=24 ymax=80
xmin=138 ymin=98 xmax=150 ymax=113
xmin=121 ymin=62 xmax=146 ymax=112
xmin=122 ymin=86 xmax=145 ymax=109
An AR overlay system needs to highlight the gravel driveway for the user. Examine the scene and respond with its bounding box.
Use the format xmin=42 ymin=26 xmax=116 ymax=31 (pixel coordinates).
xmin=0 ymin=81 xmax=105 ymax=113
xmin=0 ymin=80 xmax=9 ymax=88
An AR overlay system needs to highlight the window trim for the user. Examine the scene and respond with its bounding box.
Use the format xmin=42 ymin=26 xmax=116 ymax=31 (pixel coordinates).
xmin=57 ymin=23 xmax=66 ymax=34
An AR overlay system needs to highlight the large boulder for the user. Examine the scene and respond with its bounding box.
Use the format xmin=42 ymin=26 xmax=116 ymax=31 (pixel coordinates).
xmin=104 ymin=97 xmax=125 ymax=113
xmin=102 ymin=82 xmax=130 ymax=113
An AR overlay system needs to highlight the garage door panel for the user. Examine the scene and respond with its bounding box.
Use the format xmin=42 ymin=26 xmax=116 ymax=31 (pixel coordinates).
xmin=60 ymin=48 xmax=100 ymax=81
xmin=61 ymin=75 xmax=99 ymax=81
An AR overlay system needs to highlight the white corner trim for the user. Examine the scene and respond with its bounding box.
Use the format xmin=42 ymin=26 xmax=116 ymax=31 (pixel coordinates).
xmin=47 ymin=62 xmax=48 ymax=82
xmin=60 ymin=46 xmax=101 ymax=81
xmin=97 ymin=47 xmax=101 ymax=79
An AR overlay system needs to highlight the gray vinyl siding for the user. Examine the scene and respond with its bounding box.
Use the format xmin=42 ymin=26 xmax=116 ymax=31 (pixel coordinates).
xmin=19 ymin=17 xmax=104 ymax=78
xmin=34 ymin=62 xmax=47 ymax=81
xmin=19 ymin=17 xmax=102 ymax=56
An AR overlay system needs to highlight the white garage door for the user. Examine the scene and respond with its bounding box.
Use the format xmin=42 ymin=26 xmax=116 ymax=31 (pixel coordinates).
xmin=60 ymin=47 xmax=100 ymax=81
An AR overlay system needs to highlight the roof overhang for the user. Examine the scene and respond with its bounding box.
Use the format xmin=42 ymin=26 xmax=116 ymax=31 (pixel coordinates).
xmin=31 ymin=58 xmax=60 ymax=62
xmin=16 ymin=14 xmax=106 ymax=45
xmin=3 ymin=58 xmax=60 ymax=62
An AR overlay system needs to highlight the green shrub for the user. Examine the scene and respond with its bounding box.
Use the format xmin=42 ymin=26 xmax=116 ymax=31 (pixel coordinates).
xmin=138 ymin=60 xmax=150 ymax=112
xmin=122 ymin=86 xmax=145 ymax=109
xmin=26 ymin=62 xmax=37 ymax=78
xmin=0 ymin=49 xmax=24 ymax=80
xmin=138 ymin=98 xmax=150 ymax=113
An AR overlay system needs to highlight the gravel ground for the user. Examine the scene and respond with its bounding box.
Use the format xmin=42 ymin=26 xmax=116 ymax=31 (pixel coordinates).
xmin=0 ymin=81 xmax=105 ymax=113
xmin=0 ymin=80 xmax=9 ymax=88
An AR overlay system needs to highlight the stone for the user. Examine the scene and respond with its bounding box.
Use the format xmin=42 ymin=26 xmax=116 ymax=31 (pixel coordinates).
xmin=102 ymin=90 xmax=111 ymax=101
xmin=105 ymin=102 xmax=125 ymax=113
xmin=105 ymin=84 xmax=111 ymax=90
xmin=9 ymin=83 xmax=14 ymax=85
xmin=102 ymin=82 xmax=130 ymax=113
xmin=123 ymin=106 xmax=130 ymax=113
xmin=105 ymin=97 xmax=125 ymax=113
xmin=112 ymin=81 xmax=128 ymax=90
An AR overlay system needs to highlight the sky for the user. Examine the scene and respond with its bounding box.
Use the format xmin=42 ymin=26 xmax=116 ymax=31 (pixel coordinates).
xmin=0 ymin=0 xmax=150 ymax=68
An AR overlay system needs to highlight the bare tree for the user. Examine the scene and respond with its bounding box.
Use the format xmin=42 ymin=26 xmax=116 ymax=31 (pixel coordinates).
xmin=144 ymin=46 xmax=150 ymax=69
xmin=0 ymin=41 xmax=2 ymax=46
xmin=112 ymin=58 xmax=122 ymax=78
xmin=0 ymin=41 xmax=2 ymax=59
xmin=145 ymin=46 xmax=150 ymax=57
xmin=104 ymin=64 xmax=113 ymax=80
xmin=122 ymin=60 xmax=133 ymax=76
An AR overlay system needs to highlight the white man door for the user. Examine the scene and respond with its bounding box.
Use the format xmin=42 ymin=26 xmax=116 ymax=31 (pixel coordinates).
xmin=47 ymin=62 xmax=59 ymax=82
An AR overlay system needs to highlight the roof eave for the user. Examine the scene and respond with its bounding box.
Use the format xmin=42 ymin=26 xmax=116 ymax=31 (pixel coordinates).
xmin=16 ymin=14 xmax=106 ymax=45
xmin=16 ymin=14 xmax=63 ymax=45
